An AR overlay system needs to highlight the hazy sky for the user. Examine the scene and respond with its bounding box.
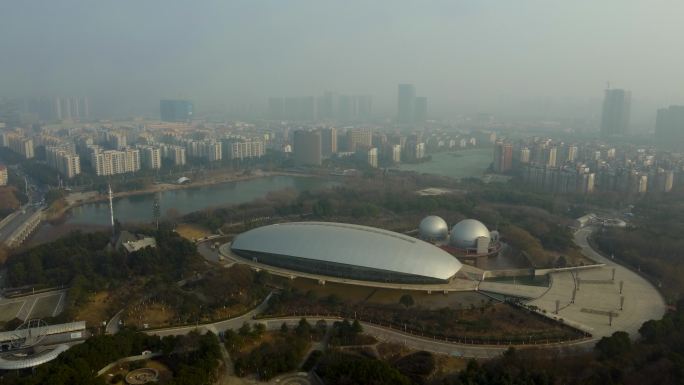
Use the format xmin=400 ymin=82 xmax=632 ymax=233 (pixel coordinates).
xmin=1 ymin=0 xmax=683 ymax=121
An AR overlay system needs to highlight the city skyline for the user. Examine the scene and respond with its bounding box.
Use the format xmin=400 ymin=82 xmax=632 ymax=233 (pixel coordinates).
xmin=1 ymin=1 xmax=684 ymax=123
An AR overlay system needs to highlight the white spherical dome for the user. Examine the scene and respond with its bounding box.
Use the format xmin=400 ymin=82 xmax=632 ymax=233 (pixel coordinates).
xmin=419 ymin=216 xmax=448 ymax=241
xmin=450 ymin=219 xmax=490 ymax=248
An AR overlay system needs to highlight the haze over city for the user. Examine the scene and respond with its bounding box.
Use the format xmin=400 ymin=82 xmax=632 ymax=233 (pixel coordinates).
xmin=2 ymin=0 xmax=684 ymax=124
xmin=3 ymin=2 xmax=684 ymax=384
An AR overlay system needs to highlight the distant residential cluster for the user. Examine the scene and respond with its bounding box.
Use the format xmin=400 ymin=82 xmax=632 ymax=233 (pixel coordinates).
xmin=0 ymin=119 xmax=271 ymax=180
xmin=493 ymin=138 xmax=682 ymax=194
xmin=485 ymin=87 xmax=684 ymax=195
xmin=0 ymin=86 xmax=500 ymax=181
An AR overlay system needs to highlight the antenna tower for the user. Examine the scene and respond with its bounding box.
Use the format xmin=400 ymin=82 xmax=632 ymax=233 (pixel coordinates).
xmin=108 ymin=184 xmax=115 ymax=238
xmin=152 ymin=191 xmax=160 ymax=230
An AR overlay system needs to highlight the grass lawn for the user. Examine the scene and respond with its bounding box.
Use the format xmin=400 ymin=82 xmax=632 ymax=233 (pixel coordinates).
xmin=75 ymin=292 xmax=115 ymax=326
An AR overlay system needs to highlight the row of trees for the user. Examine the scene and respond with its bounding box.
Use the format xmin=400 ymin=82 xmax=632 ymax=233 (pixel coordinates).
xmin=439 ymin=300 xmax=684 ymax=385
xmin=4 ymin=229 xmax=204 ymax=322
xmin=229 ymin=319 xmax=315 ymax=380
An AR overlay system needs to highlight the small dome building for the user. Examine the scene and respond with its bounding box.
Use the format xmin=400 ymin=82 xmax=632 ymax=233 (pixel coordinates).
xmin=449 ymin=219 xmax=491 ymax=249
xmin=419 ymin=216 xmax=449 ymax=241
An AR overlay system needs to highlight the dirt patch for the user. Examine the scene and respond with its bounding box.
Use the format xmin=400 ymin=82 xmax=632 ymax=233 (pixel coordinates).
xmin=433 ymin=354 xmax=469 ymax=377
xmin=125 ymin=302 xmax=175 ymax=329
xmin=0 ymin=186 xmax=21 ymax=212
xmin=75 ymin=292 xmax=116 ymax=326
xmin=289 ymin=278 xmax=489 ymax=310
xmin=175 ymin=223 xmax=212 ymax=241
xmin=290 ymin=279 xmax=377 ymax=304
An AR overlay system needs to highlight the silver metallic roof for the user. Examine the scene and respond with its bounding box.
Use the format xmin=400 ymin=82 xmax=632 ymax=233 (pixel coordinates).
xmin=231 ymin=222 xmax=462 ymax=280
xmin=449 ymin=219 xmax=490 ymax=248
xmin=0 ymin=345 xmax=69 ymax=370
xmin=419 ymin=216 xmax=449 ymax=240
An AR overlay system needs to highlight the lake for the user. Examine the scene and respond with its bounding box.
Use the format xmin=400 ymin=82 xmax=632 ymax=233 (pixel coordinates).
xmin=65 ymin=175 xmax=337 ymax=226
xmin=397 ymin=148 xmax=492 ymax=179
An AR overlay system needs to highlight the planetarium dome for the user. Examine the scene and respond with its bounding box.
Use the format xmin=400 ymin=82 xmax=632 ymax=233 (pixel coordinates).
xmin=449 ymin=219 xmax=490 ymax=249
xmin=419 ymin=216 xmax=449 ymax=241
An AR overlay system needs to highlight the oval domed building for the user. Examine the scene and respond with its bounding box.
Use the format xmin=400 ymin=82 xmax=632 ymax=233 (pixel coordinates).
xmin=230 ymin=222 xmax=462 ymax=284
xmin=419 ymin=215 xmax=449 ymax=241
xmin=449 ymin=219 xmax=491 ymax=250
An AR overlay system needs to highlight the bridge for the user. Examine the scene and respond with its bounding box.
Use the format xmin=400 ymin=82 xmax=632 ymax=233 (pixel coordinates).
xmin=0 ymin=207 xmax=43 ymax=248
xmin=0 ymin=321 xmax=87 ymax=370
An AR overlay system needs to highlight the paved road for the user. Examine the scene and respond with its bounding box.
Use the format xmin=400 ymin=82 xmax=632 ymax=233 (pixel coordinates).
xmin=145 ymin=292 xmax=274 ymax=338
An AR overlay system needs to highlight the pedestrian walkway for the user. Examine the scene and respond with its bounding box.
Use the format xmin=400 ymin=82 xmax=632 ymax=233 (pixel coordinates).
xmin=526 ymin=228 xmax=666 ymax=339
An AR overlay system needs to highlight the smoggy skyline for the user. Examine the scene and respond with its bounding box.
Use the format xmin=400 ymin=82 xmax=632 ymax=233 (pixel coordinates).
xmin=1 ymin=0 xmax=683 ymax=124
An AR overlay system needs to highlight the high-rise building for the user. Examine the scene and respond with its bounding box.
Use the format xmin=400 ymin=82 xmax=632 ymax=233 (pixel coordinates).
xmin=46 ymin=146 xmax=81 ymax=178
xmin=567 ymin=145 xmax=578 ymax=162
xmin=160 ymin=100 xmax=193 ymax=122
xmin=405 ymin=141 xmax=426 ymax=161
xmin=225 ymin=140 xmax=265 ymax=160
xmin=5 ymin=134 xmax=34 ymax=159
xmin=367 ymin=147 xmax=378 ymax=168
xmin=397 ymin=84 xmax=416 ymax=124
xmin=654 ymin=168 xmax=674 ymax=192
xmin=0 ymin=164 xmax=7 ymax=186
xmin=320 ymin=127 xmax=338 ymax=157
xmin=519 ymin=147 xmax=531 ymax=164
xmin=293 ymin=130 xmax=322 ymax=166
xmin=655 ymin=105 xmax=684 ymax=145
xmin=346 ymin=128 xmax=372 ymax=152
xmin=541 ymin=146 xmax=558 ymax=168
xmin=161 ymin=144 xmax=186 ymax=166
xmin=391 ymin=144 xmax=402 ymax=163
xmin=601 ymin=88 xmax=631 ymax=137
xmin=493 ymin=142 xmax=513 ymax=173
xmin=414 ymin=97 xmax=428 ymax=123
xmin=90 ymin=147 xmax=140 ymax=176
xmin=198 ymin=141 xmax=222 ymax=162
xmin=107 ymin=131 xmax=127 ymax=150
xmin=124 ymin=148 xmax=141 ymax=173
xmin=140 ymin=146 xmax=162 ymax=170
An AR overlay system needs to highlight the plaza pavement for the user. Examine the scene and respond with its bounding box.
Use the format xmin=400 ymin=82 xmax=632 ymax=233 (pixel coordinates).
xmin=525 ymin=227 xmax=666 ymax=339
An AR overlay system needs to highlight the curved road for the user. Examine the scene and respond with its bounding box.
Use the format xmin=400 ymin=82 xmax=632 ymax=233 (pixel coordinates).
xmin=146 ymin=226 xmax=667 ymax=358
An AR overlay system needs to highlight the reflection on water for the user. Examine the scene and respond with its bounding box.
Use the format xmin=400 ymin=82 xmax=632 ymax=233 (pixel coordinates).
xmin=64 ymin=175 xmax=337 ymax=226
xmin=397 ymin=148 xmax=492 ymax=179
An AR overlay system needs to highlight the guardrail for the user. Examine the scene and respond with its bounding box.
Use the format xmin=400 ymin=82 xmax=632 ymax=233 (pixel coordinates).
xmin=5 ymin=210 xmax=43 ymax=248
